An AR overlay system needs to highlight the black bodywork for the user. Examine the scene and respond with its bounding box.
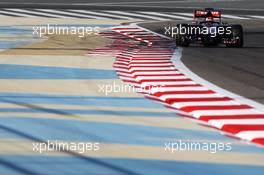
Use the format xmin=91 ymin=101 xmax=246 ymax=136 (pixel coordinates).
xmin=175 ymin=8 xmax=244 ymax=47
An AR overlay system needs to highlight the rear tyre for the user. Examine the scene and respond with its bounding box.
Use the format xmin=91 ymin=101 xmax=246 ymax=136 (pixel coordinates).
xmin=226 ymin=25 xmax=244 ymax=48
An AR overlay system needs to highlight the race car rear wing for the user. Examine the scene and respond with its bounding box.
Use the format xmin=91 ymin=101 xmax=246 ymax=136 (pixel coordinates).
xmin=194 ymin=10 xmax=221 ymax=18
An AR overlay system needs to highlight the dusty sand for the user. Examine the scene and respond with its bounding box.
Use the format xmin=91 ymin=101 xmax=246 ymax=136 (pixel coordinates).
xmin=0 ymin=17 xmax=130 ymax=56
xmin=0 ymin=33 xmax=113 ymax=56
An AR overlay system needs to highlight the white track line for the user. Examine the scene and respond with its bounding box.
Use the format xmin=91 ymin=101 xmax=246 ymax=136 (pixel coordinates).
xmin=103 ymin=11 xmax=145 ymax=20
xmin=222 ymin=14 xmax=250 ymax=19
xmin=4 ymin=8 xmax=68 ymax=18
xmin=248 ymin=15 xmax=264 ymax=19
xmin=139 ymin=11 xmax=192 ymax=20
xmin=0 ymin=9 xmax=262 ymax=20
xmin=173 ymin=12 xmax=193 ymax=17
xmin=66 ymin=10 xmax=110 ymax=20
xmin=105 ymin=10 xmax=168 ymax=21
xmin=0 ymin=10 xmax=39 ymax=18
xmin=36 ymin=9 xmax=96 ymax=18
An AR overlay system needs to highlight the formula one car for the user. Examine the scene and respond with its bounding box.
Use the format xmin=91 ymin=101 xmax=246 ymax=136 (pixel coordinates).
xmin=175 ymin=8 xmax=243 ymax=47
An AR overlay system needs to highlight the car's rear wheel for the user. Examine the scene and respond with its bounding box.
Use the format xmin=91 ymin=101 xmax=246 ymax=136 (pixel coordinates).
xmin=226 ymin=25 xmax=244 ymax=48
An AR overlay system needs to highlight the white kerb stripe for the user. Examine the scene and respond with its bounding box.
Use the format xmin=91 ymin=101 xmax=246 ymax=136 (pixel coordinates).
xmin=115 ymin=68 xmax=129 ymax=72
xmin=191 ymin=109 xmax=262 ymax=118
xmin=150 ymin=86 xmax=208 ymax=93
xmin=131 ymin=60 xmax=171 ymax=63
xmin=131 ymin=57 xmax=171 ymax=60
xmin=129 ymin=63 xmax=173 ymax=66
xmin=132 ymin=71 xmax=180 ymax=75
xmin=236 ymin=131 xmax=264 ymax=141
xmin=159 ymin=93 xmax=220 ymax=101
xmin=119 ymin=76 xmax=136 ymax=81
xmin=115 ymin=61 xmax=129 ymax=65
xmin=209 ymin=119 xmax=264 ymax=128
xmin=141 ymin=81 xmax=196 ymax=87
xmin=171 ymin=100 xmax=239 ymax=109
xmin=136 ymin=75 xmax=187 ymax=81
xmin=114 ymin=65 xmax=128 ymax=68
xmin=129 ymin=67 xmax=175 ymax=71
xmin=117 ymin=72 xmax=133 ymax=77
xmin=141 ymin=81 xmax=195 ymax=86
xmin=134 ymin=52 xmax=172 ymax=54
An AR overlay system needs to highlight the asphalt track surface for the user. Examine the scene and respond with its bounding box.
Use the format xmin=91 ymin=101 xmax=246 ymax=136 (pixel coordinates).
xmin=182 ymin=20 xmax=264 ymax=104
xmin=0 ymin=1 xmax=264 ymax=175
xmin=140 ymin=19 xmax=264 ymax=104
xmin=1 ymin=19 xmax=264 ymax=175
xmin=1 ymin=0 xmax=261 ymax=104
xmin=1 ymin=0 xmax=264 ymax=15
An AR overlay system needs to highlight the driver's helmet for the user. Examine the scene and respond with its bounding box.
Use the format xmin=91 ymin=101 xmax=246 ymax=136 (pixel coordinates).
xmin=206 ymin=16 xmax=214 ymax=22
